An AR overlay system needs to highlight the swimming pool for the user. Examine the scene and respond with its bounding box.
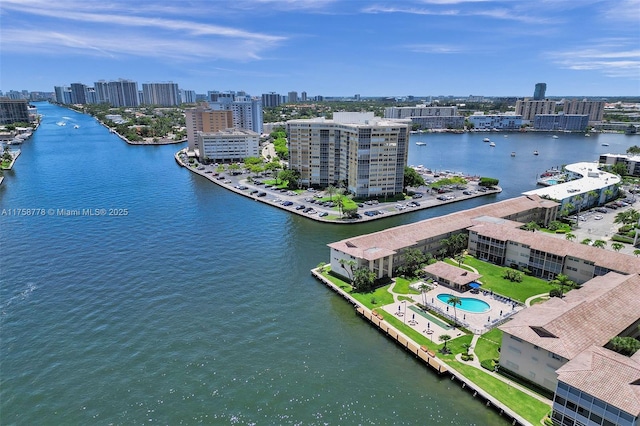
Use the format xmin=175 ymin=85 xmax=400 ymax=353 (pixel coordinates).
xmin=437 ymin=294 xmax=491 ymax=313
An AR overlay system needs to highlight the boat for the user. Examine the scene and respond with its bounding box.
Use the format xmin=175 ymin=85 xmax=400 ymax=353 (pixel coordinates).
xmin=483 ymin=138 xmax=490 ymax=142
xmin=74 ymin=125 xmax=80 ymax=129
xmin=601 ymin=143 xmax=609 ymax=146
xmin=489 ymin=142 xmax=496 ymax=147
xmin=56 ymin=121 xmax=66 ymax=126
xmin=511 ymin=152 xmax=516 ymax=157
xmin=585 ymin=133 xmax=591 ymax=137
xmin=552 ymin=135 xmax=559 ymax=139
xmin=416 ymin=142 xmax=426 ymax=146
xmin=533 ymin=150 xmax=539 ymax=155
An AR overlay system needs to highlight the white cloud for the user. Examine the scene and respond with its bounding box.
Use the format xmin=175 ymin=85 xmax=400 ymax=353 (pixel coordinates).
xmin=548 ymin=40 xmax=640 ymax=79
xmin=0 ymin=0 xmax=288 ymax=61
xmin=405 ymin=43 xmax=465 ymax=54
xmin=362 ymin=3 xmax=554 ymax=24
xmin=0 ymin=28 xmax=275 ymax=62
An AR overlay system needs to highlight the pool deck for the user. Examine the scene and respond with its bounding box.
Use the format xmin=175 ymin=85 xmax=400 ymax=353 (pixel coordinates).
xmin=385 ymin=283 xmax=524 ymax=335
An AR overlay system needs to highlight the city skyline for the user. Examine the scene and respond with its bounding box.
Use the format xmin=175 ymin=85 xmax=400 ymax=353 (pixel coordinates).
xmin=1 ymin=0 xmax=639 ymax=97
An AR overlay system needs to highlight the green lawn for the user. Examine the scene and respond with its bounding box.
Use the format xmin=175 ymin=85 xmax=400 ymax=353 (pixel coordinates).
xmin=449 ymin=362 xmax=551 ymax=425
xmin=475 ymin=328 xmax=502 ymax=363
xmin=315 ymin=267 xmax=551 ymax=425
xmin=447 ymin=256 xmax=554 ymax=302
xmin=393 ymin=277 xmax=421 ymax=295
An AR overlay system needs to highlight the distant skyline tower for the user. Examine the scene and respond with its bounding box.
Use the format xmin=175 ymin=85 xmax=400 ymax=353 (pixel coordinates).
xmin=534 ymin=83 xmax=547 ymax=100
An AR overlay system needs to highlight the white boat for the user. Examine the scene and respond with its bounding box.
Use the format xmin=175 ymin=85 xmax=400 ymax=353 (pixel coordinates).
xmin=489 ymin=142 xmax=496 ymax=147
xmin=416 ymin=142 xmax=426 ymax=146
xmin=601 ymin=143 xmax=609 ymax=146
xmin=552 ymin=135 xmax=559 ymax=139
xmin=74 ymin=124 xmax=80 ymax=129
xmin=533 ymin=150 xmax=539 ymax=155
xmin=483 ymin=138 xmax=490 ymax=142
xmin=585 ymin=133 xmax=591 ymax=137
xmin=56 ymin=121 xmax=66 ymax=126
xmin=511 ymin=152 xmax=516 ymax=157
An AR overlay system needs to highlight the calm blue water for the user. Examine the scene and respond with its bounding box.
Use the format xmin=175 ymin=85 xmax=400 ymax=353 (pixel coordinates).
xmin=437 ymin=294 xmax=491 ymax=314
xmin=1 ymin=103 xmax=636 ymax=425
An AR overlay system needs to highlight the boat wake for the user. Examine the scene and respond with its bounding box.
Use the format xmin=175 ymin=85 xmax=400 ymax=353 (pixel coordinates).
xmin=0 ymin=283 xmax=37 ymax=317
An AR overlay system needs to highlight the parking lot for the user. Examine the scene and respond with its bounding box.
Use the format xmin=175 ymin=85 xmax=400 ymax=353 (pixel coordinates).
xmin=176 ymin=150 xmax=500 ymax=223
xmin=547 ymin=197 xmax=638 ymax=256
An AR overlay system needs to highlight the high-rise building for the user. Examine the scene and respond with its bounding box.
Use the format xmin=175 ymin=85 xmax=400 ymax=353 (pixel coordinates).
xmin=209 ymin=95 xmax=263 ymax=135
xmin=563 ymin=99 xmax=605 ymax=122
xmin=142 ymin=82 xmax=180 ymax=106
xmin=287 ymin=91 xmax=298 ymax=103
xmin=301 ymin=92 xmax=307 ymax=102
xmin=54 ymin=86 xmax=72 ymax=104
xmin=533 ymin=83 xmax=547 ymax=100
xmin=261 ymin=92 xmax=281 ymax=108
xmin=185 ymin=106 xmax=234 ymax=154
xmin=287 ymin=112 xmax=410 ymax=197
xmin=70 ymin=83 xmax=87 ymax=104
xmin=180 ymin=90 xmax=196 ymax=104
xmin=107 ymin=79 xmax=139 ymax=107
xmin=515 ymin=99 xmax=556 ymax=121
xmin=94 ymin=81 xmax=110 ymax=104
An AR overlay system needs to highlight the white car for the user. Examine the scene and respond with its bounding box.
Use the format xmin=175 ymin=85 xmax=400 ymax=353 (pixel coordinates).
xmin=594 ymin=215 xmax=603 ymax=220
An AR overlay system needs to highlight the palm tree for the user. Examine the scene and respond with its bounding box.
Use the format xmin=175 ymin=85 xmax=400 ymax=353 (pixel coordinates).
xmin=326 ymin=185 xmax=337 ymax=202
xmin=634 ymin=249 xmax=640 ymax=257
xmin=603 ymin=188 xmax=614 ymax=204
xmin=551 ymin=274 xmax=576 ymax=297
xmin=573 ymin=195 xmax=584 ymax=228
xmin=523 ymin=221 xmax=540 ymax=232
xmin=335 ymin=196 xmax=345 ymax=218
xmin=339 ymin=259 xmax=357 ymax=281
xmin=439 ymin=334 xmax=452 ymax=354
xmin=581 ymin=238 xmax=592 ymax=245
xmin=565 ymin=232 xmax=576 ymax=242
xmin=593 ymin=239 xmax=607 ymax=249
xmin=611 ymin=242 xmax=624 ymax=252
xmin=418 ymin=283 xmax=430 ymax=306
xmin=447 ymin=295 xmax=462 ymax=326
xmin=587 ymin=190 xmax=598 ymax=208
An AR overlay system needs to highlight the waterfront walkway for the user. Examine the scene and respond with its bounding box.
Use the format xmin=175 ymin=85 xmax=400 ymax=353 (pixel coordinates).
xmin=175 ymin=148 xmax=502 ymax=224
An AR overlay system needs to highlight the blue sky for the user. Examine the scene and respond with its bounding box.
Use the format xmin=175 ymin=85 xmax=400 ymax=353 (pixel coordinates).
xmin=1 ymin=0 xmax=639 ymax=97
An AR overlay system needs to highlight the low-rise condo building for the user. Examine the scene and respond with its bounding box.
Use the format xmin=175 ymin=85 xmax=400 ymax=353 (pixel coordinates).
xmin=523 ymin=162 xmax=621 ymax=214
xmin=197 ymin=128 xmax=259 ymax=163
xmin=498 ymin=272 xmax=640 ymax=426
xmin=599 ymin=153 xmax=640 ymax=177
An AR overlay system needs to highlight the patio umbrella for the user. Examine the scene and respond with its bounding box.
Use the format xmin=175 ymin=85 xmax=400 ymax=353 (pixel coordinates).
xmin=469 ymin=282 xmax=481 ymax=289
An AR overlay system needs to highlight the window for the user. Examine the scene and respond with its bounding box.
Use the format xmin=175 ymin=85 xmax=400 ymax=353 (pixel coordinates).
xmin=589 ymin=412 xmax=603 ymax=425
xmin=554 ymin=395 xmax=567 ymax=407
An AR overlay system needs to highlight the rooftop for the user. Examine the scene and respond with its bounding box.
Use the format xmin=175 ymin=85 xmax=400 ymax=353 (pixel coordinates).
xmin=499 ymin=272 xmax=640 ymax=360
xmin=557 ymin=345 xmax=640 ymax=416
xmin=328 ymin=194 xmax=556 ymax=260
xmin=523 ymin=161 xmax=620 ymax=201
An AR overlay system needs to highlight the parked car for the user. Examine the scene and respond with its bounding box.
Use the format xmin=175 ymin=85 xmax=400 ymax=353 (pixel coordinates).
xmin=295 ymin=205 xmax=306 ymax=210
xmin=318 ymin=211 xmax=328 ymax=217
xmin=257 ymin=192 xmax=266 ymax=197
xmin=282 ymin=201 xmax=293 ymax=206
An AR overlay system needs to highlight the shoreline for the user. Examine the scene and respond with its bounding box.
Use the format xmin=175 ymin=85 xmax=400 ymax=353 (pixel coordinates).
xmin=174 ymin=148 xmax=503 ymax=224
xmin=311 ymin=268 xmax=536 ymax=426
